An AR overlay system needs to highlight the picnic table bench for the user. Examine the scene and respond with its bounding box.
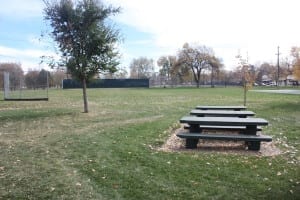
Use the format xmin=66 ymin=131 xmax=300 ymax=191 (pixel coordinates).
xmin=186 ymin=110 xmax=259 ymax=132
xmin=196 ymin=105 xmax=247 ymax=111
xmin=190 ymin=110 xmax=255 ymax=118
xmin=177 ymin=116 xmax=272 ymax=150
xmin=184 ymin=125 xmax=262 ymax=133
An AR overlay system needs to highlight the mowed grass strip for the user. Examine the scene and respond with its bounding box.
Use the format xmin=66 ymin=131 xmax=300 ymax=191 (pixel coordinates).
xmin=0 ymin=87 xmax=299 ymax=199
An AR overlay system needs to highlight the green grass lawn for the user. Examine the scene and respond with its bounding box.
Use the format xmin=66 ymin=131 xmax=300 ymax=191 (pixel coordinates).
xmin=0 ymin=87 xmax=299 ymax=199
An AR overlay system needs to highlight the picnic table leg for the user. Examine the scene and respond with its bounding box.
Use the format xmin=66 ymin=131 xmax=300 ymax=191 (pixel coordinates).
xmin=245 ymin=125 xmax=261 ymax=150
xmin=244 ymin=125 xmax=257 ymax=135
xmin=248 ymin=141 xmax=261 ymax=150
xmin=185 ymin=124 xmax=201 ymax=149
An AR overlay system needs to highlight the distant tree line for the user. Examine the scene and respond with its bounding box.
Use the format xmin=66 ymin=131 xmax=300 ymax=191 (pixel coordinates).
xmin=127 ymin=44 xmax=300 ymax=87
xmin=0 ymin=62 xmax=66 ymax=89
xmin=1 ymin=46 xmax=299 ymax=91
xmin=128 ymin=43 xmax=223 ymax=88
xmin=0 ymin=63 xmax=23 ymax=90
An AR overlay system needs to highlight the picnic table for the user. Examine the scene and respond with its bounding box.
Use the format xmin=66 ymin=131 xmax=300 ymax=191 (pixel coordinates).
xmin=196 ymin=105 xmax=247 ymax=111
xmin=190 ymin=110 xmax=255 ymax=118
xmin=177 ymin=116 xmax=272 ymax=150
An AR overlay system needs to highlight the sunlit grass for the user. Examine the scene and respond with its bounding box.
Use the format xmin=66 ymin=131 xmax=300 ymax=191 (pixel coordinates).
xmin=0 ymin=87 xmax=299 ymax=199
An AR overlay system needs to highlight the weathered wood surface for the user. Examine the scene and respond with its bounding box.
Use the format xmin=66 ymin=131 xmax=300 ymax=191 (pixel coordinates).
xmin=195 ymin=105 xmax=247 ymax=111
xmin=190 ymin=110 xmax=255 ymax=117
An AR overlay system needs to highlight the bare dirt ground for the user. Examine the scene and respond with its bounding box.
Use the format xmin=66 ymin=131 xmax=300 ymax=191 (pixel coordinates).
xmin=158 ymin=126 xmax=282 ymax=157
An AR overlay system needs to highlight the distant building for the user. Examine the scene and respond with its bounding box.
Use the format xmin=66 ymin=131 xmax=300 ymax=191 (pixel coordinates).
xmin=261 ymin=75 xmax=274 ymax=86
xmin=286 ymin=75 xmax=299 ymax=86
xmin=277 ymin=75 xmax=299 ymax=86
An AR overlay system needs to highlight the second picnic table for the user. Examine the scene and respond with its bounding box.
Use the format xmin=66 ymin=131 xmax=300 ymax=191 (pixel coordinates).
xmin=177 ymin=116 xmax=271 ymax=150
xmin=195 ymin=105 xmax=247 ymax=111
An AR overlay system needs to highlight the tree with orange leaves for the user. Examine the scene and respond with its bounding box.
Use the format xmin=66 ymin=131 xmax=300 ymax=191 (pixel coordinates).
xmin=236 ymin=52 xmax=256 ymax=106
xmin=290 ymin=46 xmax=300 ymax=80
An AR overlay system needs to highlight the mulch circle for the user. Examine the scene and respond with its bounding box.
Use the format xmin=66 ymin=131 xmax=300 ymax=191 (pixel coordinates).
xmin=158 ymin=126 xmax=281 ymax=157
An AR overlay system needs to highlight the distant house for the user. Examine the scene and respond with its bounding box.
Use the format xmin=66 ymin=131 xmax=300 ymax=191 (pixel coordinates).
xmin=277 ymin=75 xmax=299 ymax=86
xmin=261 ymin=74 xmax=299 ymax=86
xmin=261 ymin=75 xmax=274 ymax=86
xmin=278 ymin=77 xmax=286 ymax=86
xmin=286 ymin=75 xmax=299 ymax=86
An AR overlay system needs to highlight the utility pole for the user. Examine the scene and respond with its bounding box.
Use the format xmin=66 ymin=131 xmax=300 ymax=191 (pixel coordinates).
xmin=276 ymin=46 xmax=280 ymax=87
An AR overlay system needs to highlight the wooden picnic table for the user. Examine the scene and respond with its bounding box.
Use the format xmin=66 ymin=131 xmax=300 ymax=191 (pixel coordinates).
xmin=195 ymin=105 xmax=247 ymax=111
xmin=180 ymin=116 xmax=268 ymax=134
xmin=190 ymin=110 xmax=255 ymax=118
xmin=177 ymin=116 xmax=271 ymax=150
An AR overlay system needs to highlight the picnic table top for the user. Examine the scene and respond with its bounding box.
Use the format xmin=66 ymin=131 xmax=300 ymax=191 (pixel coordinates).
xmin=190 ymin=110 xmax=255 ymax=116
xmin=180 ymin=116 xmax=268 ymax=126
xmin=196 ymin=105 xmax=247 ymax=110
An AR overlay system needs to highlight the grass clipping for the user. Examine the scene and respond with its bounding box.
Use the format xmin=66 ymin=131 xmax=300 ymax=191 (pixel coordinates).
xmin=159 ymin=125 xmax=281 ymax=157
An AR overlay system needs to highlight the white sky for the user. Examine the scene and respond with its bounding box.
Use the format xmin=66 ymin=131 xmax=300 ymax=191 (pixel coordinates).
xmin=0 ymin=0 xmax=299 ymax=71
xmin=107 ymin=0 xmax=300 ymax=69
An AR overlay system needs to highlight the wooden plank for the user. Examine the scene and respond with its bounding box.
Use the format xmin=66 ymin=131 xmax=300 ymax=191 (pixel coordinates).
xmin=180 ymin=116 xmax=268 ymax=126
xmin=184 ymin=125 xmax=262 ymax=131
xmin=177 ymin=132 xmax=272 ymax=142
xmin=190 ymin=110 xmax=255 ymax=117
xmin=177 ymin=132 xmax=271 ymax=150
xmin=195 ymin=105 xmax=247 ymax=110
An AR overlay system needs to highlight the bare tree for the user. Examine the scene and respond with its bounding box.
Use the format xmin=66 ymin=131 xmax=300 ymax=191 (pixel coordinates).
xmin=170 ymin=59 xmax=191 ymax=85
xmin=208 ymin=56 xmax=223 ymax=87
xmin=51 ymin=69 xmax=66 ymax=88
xmin=0 ymin=62 xmax=24 ymax=89
xmin=25 ymin=70 xmax=39 ymax=89
xmin=129 ymin=57 xmax=154 ymax=79
xmin=113 ymin=67 xmax=128 ymax=78
xmin=177 ymin=43 xmax=222 ymax=88
xmin=157 ymin=55 xmax=176 ymax=85
xmin=256 ymin=62 xmax=276 ymax=84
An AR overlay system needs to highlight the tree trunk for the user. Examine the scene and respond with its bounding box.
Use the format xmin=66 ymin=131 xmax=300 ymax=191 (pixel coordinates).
xmin=211 ymin=67 xmax=214 ymax=88
xmin=244 ymin=87 xmax=247 ymax=106
xmin=243 ymin=83 xmax=247 ymax=106
xmin=82 ymin=78 xmax=89 ymax=113
xmin=197 ymin=70 xmax=201 ymax=88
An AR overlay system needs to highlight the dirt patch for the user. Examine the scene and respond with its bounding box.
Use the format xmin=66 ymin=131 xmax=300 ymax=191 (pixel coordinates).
xmin=158 ymin=126 xmax=281 ymax=157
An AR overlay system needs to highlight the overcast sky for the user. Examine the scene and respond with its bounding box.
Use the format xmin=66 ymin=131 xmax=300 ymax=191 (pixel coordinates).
xmin=0 ymin=0 xmax=299 ymax=72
